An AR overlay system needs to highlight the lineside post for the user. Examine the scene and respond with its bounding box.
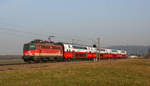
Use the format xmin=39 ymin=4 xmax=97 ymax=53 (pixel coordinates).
xmin=97 ymin=37 xmax=100 ymax=61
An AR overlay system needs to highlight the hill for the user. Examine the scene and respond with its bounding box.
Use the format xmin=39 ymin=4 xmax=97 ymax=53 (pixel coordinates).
xmin=107 ymin=45 xmax=150 ymax=55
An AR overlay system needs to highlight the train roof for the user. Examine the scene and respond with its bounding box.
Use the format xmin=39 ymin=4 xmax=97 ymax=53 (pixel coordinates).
xmin=63 ymin=43 xmax=97 ymax=48
xmin=24 ymin=39 xmax=127 ymax=53
xmin=25 ymin=39 xmax=62 ymax=45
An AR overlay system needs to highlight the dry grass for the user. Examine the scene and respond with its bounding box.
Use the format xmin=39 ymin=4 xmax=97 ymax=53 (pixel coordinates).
xmin=0 ymin=59 xmax=24 ymax=64
xmin=0 ymin=59 xmax=150 ymax=86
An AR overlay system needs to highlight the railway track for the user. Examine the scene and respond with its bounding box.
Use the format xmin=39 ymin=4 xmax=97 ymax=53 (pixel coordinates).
xmin=0 ymin=63 xmax=27 ymax=66
xmin=0 ymin=58 xmax=128 ymax=67
xmin=0 ymin=60 xmax=93 ymax=66
xmin=0 ymin=60 xmax=70 ymax=66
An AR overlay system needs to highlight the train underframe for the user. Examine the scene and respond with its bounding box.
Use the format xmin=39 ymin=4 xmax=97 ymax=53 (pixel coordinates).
xmin=23 ymin=56 xmax=64 ymax=63
xmin=23 ymin=56 xmax=128 ymax=63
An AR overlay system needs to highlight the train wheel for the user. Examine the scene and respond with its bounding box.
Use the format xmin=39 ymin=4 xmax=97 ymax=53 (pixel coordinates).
xmin=93 ymin=58 xmax=98 ymax=62
xmin=98 ymin=58 xmax=101 ymax=61
xmin=27 ymin=60 xmax=34 ymax=64
xmin=67 ymin=58 xmax=72 ymax=62
xmin=34 ymin=59 xmax=40 ymax=63
xmin=23 ymin=59 xmax=28 ymax=62
xmin=89 ymin=58 xmax=93 ymax=62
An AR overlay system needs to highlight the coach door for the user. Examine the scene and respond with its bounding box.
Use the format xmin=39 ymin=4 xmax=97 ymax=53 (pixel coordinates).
xmin=72 ymin=50 xmax=75 ymax=58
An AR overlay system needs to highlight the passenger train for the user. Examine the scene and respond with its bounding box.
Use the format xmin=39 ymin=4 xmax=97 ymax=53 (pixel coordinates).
xmin=23 ymin=39 xmax=128 ymax=63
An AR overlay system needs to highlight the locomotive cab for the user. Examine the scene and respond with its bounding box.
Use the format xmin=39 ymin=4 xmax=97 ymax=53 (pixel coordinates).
xmin=23 ymin=43 xmax=37 ymax=62
xmin=23 ymin=40 xmax=64 ymax=63
xmin=23 ymin=44 xmax=36 ymax=56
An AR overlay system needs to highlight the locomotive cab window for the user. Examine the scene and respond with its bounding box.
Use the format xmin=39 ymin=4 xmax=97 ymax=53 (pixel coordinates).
xmin=24 ymin=44 xmax=36 ymax=50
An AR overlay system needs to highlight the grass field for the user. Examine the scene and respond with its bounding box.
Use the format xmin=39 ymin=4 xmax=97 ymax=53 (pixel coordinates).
xmin=0 ymin=59 xmax=150 ymax=86
xmin=0 ymin=59 xmax=25 ymax=64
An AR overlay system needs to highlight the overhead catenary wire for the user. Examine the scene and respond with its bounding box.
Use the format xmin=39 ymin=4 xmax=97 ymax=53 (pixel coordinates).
xmin=0 ymin=27 xmax=103 ymax=55
xmin=0 ymin=27 xmax=101 ymax=46
xmin=0 ymin=27 xmax=96 ymax=45
xmin=0 ymin=27 xmax=49 ymax=55
xmin=0 ymin=30 xmax=32 ymax=38
xmin=0 ymin=27 xmax=48 ymax=37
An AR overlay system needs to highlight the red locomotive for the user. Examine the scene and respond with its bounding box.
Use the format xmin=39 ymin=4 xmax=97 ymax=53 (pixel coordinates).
xmin=23 ymin=39 xmax=128 ymax=63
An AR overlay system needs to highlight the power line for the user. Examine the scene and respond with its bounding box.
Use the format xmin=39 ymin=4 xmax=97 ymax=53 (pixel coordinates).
xmin=0 ymin=27 xmax=48 ymax=37
xmin=0 ymin=30 xmax=31 ymax=38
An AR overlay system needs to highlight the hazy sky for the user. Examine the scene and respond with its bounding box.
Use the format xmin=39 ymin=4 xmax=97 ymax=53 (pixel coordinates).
xmin=0 ymin=0 xmax=150 ymax=54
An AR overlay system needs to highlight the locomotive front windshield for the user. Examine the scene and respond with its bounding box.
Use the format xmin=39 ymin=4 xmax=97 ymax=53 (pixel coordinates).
xmin=24 ymin=44 xmax=36 ymax=50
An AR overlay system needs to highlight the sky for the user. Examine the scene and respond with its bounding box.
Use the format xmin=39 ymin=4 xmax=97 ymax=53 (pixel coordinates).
xmin=0 ymin=0 xmax=150 ymax=55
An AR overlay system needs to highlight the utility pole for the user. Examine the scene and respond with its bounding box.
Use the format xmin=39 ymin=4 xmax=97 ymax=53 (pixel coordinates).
xmin=72 ymin=39 xmax=75 ymax=44
xmin=48 ymin=35 xmax=55 ymax=42
xmin=97 ymin=37 xmax=101 ymax=61
xmin=97 ymin=37 xmax=100 ymax=49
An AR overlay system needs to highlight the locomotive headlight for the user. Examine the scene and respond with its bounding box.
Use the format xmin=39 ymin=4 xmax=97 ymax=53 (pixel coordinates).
xmin=25 ymin=53 xmax=27 ymax=55
xmin=32 ymin=53 xmax=34 ymax=56
xmin=25 ymin=53 xmax=33 ymax=56
xmin=27 ymin=53 xmax=30 ymax=56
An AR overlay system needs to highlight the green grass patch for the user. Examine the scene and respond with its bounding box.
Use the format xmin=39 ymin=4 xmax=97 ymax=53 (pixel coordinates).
xmin=0 ymin=59 xmax=150 ymax=86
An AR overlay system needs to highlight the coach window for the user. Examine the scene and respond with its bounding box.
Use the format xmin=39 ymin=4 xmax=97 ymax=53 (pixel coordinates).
xmin=68 ymin=45 xmax=70 ymax=48
xmin=100 ymin=54 xmax=105 ymax=56
xmin=101 ymin=49 xmax=105 ymax=51
xmin=112 ymin=49 xmax=117 ymax=52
